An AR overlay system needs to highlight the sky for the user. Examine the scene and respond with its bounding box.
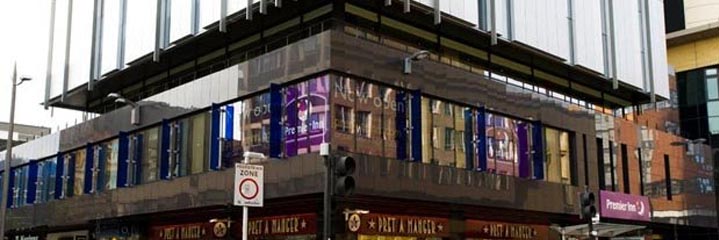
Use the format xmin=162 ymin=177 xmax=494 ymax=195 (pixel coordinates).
xmin=0 ymin=1 xmax=85 ymax=134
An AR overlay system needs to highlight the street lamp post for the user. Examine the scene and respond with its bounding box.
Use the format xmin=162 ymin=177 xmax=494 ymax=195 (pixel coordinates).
xmin=0 ymin=63 xmax=31 ymax=240
xmin=107 ymin=93 xmax=141 ymax=125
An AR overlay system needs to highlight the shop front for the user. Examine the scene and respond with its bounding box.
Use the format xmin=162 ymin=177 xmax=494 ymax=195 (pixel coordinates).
xmin=147 ymin=213 xmax=318 ymax=240
xmin=344 ymin=213 xmax=450 ymax=240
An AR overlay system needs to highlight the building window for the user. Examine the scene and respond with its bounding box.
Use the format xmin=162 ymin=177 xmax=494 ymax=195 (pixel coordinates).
xmin=335 ymin=105 xmax=353 ymax=133
xmin=444 ymin=128 xmax=455 ymax=150
xmin=356 ymin=111 xmax=371 ymax=138
xmin=443 ymin=102 xmax=453 ymax=116
xmin=458 ymin=131 xmax=465 ymax=152
xmin=432 ymin=127 xmax=440 ymax=149
xmin=431 ymin=99 xmax=441 ymax=114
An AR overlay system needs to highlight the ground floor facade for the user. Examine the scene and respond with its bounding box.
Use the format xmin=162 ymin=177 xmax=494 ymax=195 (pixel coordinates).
xmin=7 ymin=194 xmax=718 ymax=240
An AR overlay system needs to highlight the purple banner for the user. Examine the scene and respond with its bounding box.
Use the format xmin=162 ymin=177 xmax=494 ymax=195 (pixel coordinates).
xmin=284 ymin=75 xmax=330 ymax=157
xmin=599 ymin=190 xmax=651 ymax=221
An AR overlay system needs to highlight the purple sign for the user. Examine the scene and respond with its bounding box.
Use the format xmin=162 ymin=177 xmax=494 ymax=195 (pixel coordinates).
xmin=599 ymin=190 xmax=651 ymax=221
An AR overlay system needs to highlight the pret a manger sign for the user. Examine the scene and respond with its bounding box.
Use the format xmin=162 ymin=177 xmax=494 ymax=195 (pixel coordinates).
xmin=234 ymin=163 xmax=264 ymax=207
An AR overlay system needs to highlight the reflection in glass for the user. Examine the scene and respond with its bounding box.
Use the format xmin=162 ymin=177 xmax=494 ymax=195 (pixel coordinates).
xmin=12 ymin=167 xmax=28 ymax=207
xmin=243 ymin=93 xmax=271 ymax=156
xmin=284 ymin=76 xmax=331 ymax=157
xmin=332 ymin=76 xmax=401 ymax=157
xmin=176 ymin=113 xmax=210 ymax=176
xmin=103 ymin=140 xmax=119 ymax=190
xmin=40 ymin=159 xmax=57 ymax=203
xmin=545 ymin=127 xmax=572 ymax=184
xmin=74 ymin=150 xmax=86 ymax=196
xmin=142 ymin=127 xmax=161 ymax=183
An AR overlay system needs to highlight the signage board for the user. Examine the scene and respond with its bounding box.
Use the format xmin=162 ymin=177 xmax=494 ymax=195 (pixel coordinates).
xmin=247 ymin=213 xmax=317 ymax=236
xmin=599 ymin=190 xmax=651 ymax=221
xmin=234 ymin=163 xmax=264 ymax=207
xmin=345 ymin=213 xmax=450 ymax=238
xmin=465 ymin=219 xmax=550 ymax=240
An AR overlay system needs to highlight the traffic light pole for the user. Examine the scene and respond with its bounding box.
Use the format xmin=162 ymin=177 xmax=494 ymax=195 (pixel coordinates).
xmin=321 ymin=143 xmax=332 ymax=240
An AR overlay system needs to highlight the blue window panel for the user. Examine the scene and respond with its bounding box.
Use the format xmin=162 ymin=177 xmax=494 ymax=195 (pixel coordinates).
xmin=476 ymin=108 xmax=487 ymax=171
xmin=532 ymin=121 xmax=545 ymax=180
xmin=410 ymin=89 xmax=422 ymax=162
xmin=26 ymin=161 xmax=39 ymax=204
xmin=66 ymin=153 xmax=76 ymax=198
xmin=84 ymin=143 xmax=95 ymax=194
xmin=464 ymin=109 xmax=475 ymax=170
xmin=269 ymin=84 xmax=282 ymax=158
xmin=96 ymin=146 xmax=106 ymax=193
xmin=210 ymin=103 xmax=221 ymax=170
xmin=223 ymin=105 xmax=235 ymax=168
xmin=117 ymin=132 xmax=129 ymax=188
xmin=7 ymin=169 xmax=15 ymax=208
xmin=133 ymin=134 xmax=144 ymax=185
xmin=160 ymin=119 xmax=171 ymax=180
xmin=395 ymin=90 xmax=407 ymax=160
xmin=225 ymin=105 xmax=234 ymax=140
xmin=54 ymin=153 xmax=65 ymax=199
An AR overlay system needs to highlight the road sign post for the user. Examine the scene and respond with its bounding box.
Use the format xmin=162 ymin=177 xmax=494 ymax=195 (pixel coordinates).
xmin=235 ymin=152 xmax=265 ymax=240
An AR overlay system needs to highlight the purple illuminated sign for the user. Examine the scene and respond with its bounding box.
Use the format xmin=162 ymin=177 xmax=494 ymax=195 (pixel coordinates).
xmin=599 ymin=190 xmax=651 ymax=221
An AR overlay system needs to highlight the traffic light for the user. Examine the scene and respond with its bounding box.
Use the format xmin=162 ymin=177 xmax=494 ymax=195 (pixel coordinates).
xmin=580 ymin=190 xmax=597 ymax=220
xmin=334 ymin=156 xmax=356 ymax=196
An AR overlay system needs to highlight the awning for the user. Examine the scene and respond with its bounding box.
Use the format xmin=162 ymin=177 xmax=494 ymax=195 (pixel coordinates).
xmin=551 ymin=223 xmax=646 ymax=238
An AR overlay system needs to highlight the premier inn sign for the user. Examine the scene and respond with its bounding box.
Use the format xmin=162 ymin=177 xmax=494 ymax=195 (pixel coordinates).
xmin=346 ymin=213 xmax=450 ymax=237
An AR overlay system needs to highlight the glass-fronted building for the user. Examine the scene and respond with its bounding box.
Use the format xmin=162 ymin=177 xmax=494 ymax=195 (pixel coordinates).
xmin=2 ymin=0 xmax=716 ymax=239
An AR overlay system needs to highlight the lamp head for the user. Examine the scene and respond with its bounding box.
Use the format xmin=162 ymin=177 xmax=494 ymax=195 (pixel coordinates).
xmin=409 ymin=50 xmax=430 ymax=61
xmin=107 ymin=93 xmax=122 ymax=99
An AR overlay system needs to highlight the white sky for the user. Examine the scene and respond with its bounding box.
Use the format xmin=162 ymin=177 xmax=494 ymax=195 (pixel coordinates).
xmin=0 ymin=1 xmax=85 ymax=133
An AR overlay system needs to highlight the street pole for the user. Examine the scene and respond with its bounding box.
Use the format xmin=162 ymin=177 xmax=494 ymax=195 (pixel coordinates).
xmin=241 ymin=155 xmax=249 ymax=240
xmin=321 ymin=143 xmax=331 ymax=240
xmin=0 ymin=63 xmax=21 ymax=240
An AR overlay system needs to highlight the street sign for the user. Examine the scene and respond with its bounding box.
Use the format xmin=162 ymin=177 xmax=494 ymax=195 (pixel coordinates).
xmin=234 ymin=163 xmax=264 ymax=207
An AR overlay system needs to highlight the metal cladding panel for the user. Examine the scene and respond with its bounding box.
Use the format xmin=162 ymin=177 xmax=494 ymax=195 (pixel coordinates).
xmin=513 ymin=0 xmax=570 ymax=60
xmin=26 ymin=162 xmax=39 ymax=204
xmin=159 ymin=119 xmax=171 ymax=180
xmin=574 ymin=0 xmax=605 ymax=72
xmin=464 ymin=109 xmax=475 ymax=170
xmin=531 ymin=121 xmax=544 ymax=180
xmin=210 ymin=103 xmax=221 ymax=170
xmin=649 ymin=0 xmax=669 ymax=98
xmin=613 ymin=0 xmax=644 ymax=90
xmin=395 ymin=90 xmax=407 ymax=160
xmin=269 ymin=84 xmax=283 ymax=158
xmin=410 ymin=89 xmax=422 ymax=162
xmin=476 ymin=108 xmax=487 ymax=172
xmin=83 ymin=143 xmax=94 ymax=194
xmin=117 ymin=131 xmax=129 ymax=188
xmin=54 ymin=154 xmax=64 ymax=199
